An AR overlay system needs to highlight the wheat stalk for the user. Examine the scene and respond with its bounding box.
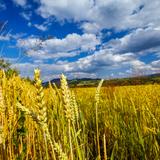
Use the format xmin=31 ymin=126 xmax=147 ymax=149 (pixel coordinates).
xmin=95 ymin=79 xmax=104 ymax=160
xmin=70 ymin=91 xmax=79 ymax=125
xmin=34 ymin=69 xmax=47 ymax=124
xmin=60 ymin=74 xmax=72 ymax=121
xmin=60 ymin=74 xmax=73 ymax=160
xmin=0 ymin=71 xmax=5 ymax=145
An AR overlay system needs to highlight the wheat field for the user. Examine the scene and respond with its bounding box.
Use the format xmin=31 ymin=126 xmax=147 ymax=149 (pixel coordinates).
xmin=0 ymin=69 xmax=160 ymax=160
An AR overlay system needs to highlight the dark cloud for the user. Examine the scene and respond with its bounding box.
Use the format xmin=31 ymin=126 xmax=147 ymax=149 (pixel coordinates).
xmin=106 ymin=28 xmax=160 ymax=53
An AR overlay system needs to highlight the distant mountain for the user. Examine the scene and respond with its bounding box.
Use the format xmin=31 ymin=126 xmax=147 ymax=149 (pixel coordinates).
xmin=102 ymin=73 xmax=160 ymax=86
xmin=42 ymin=78 xmax=101 ymax=87
xmin=147 ymin=73 xmax=160 ymax=77
xmin=42 ymin=73 xmax=160 ymax=87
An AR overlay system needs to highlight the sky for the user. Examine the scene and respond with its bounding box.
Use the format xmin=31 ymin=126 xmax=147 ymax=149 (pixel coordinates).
xmin=0 ymin=0 xmax=160 ymax=81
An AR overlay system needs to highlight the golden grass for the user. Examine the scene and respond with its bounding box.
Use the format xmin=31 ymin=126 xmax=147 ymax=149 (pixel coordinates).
xmin=0 ymin=69 xmax=160 ymax=159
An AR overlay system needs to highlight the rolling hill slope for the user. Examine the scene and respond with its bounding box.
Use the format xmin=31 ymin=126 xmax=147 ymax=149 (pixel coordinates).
xmin=43 ymin=73 xmax=160 ymax=87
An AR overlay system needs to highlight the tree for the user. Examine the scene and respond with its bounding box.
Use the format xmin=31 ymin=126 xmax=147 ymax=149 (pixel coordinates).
xmin=0 ymin=59 xmax=19 ymax=78
xmin=0 ymin=58 xmax=10 ymax=70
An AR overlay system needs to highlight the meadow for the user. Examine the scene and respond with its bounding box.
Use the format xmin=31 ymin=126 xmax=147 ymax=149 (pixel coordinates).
xmin=0 ymin=69 xmax=160 ymax=160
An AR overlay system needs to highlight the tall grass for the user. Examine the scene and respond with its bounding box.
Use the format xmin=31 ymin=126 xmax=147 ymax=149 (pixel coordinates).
xmin=0 ymin=69 xmax=160 ymax=159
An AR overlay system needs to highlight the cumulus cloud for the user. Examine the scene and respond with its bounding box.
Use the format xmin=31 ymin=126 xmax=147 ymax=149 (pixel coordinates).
xmin=11 ymin=61 xmax=96 ymax=81
xmin=105 ymin=27 xmax=160 ymax=54
xmin=129 ymin=60 xmax=160 ymax=75
xmin=4 ymin=0 xmax=160 ymax=79
xmin=151 ymin=59 xmax=160 ymax=69
xmin=10 ymin=48 xmax=158 ymax=80
xmin=64 ymin=49 xmax=136 ymax=73
xmin=17 ymin=33 xmax=100 ymax=59
xmin=80 ymin=22 xmax=101 ymax=34
xmin=11 ymin=0 xmax=160 ymax=32
xmin=35 ymin=0 xmax=160 ymax=31
xmin=37 ymin=0 xmax=93 ymax=21
xmin=7 ymin=44 xmax=159 ymax=81
xmin=11 ymin=61 xmax=68 ymax=80
xmin=15 ymin=28 xmax=160 ymax=79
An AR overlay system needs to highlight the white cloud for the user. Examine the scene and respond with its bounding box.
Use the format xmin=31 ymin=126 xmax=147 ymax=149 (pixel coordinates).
xmin=151 ymin=59 xmax=160 ymax=68
xmin=26 ymin=50 xmax=77 ymax=59
xmin=11 ymin=0 xmax=160 ymax=32
xmin=0 ymin=32 xmax=25 ymax=41
xmin=17 ymin=33 xmax=100 ymax=59
xmin=35 ymin=0 xmax=160 ymax=31
xmin=34 ymin=24 xmax=48 ymax=31
xmin=27 ymin=18 xmax=53 ymax=31
xmin=80 ymin=22 xmax=101 ymax=34
xmin=4 ymin=0 xmax=160 ymax=79
xmin=64 ymin=49 xmax=136 ymax=73
xmin=11 ymin=61 xmax=67 ymax=80
xmin=12 ymin=0 xmax=27 ymax=6
xmin=7 ymin=45 xmax=159 ymax=80
xmin=89 ymin=0 xmax=142 ymax=30
xmin=105 ymin=27 xmax=160 ymax=54
xmin=70 ymin=72 xmax=97 ymax=79
xmin=129 ymin=60 xmax=160 ymax=75
xmin=37 ymin=0 xmax=93 ymax=21
xmin=0 ymin=34 xmax=10 ymax=41
xmin=7 ymin=48 xmax=133 ymax=80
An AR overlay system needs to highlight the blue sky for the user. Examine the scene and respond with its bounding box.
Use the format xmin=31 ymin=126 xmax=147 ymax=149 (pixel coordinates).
xmin=0 ymin=0 xmax=160 ymax=80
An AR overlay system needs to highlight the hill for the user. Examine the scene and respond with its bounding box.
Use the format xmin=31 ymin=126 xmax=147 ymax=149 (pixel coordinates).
xmin=42 ymin=73 xmax=160 ymax=87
